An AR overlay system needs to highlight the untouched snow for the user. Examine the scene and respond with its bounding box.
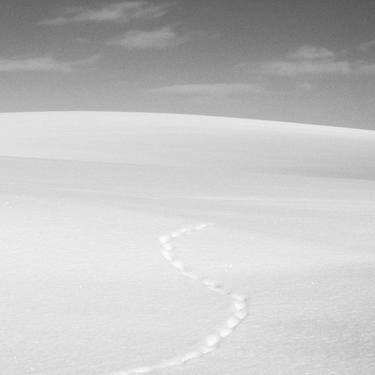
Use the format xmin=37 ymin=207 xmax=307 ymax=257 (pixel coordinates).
xmin=0 ymin=112 xmax=374 ymax=375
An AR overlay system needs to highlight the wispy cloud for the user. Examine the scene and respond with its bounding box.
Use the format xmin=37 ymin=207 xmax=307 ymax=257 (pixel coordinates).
xmin=359 ymin=40 xmax=375 ymax=52
xmin=355 ymin=62 xmax=375 ymax=74
xmin=261 ymin=60 xmax=351 ymax=76
xmin=149 ymin=83 xmax=263 ymax=97
xmin=287 ymin=46 xmax=337 ymax=61
xmin=259 ymin=45 xmax=375 ymax=76
xmin=108 ymin=26 xmax=187 ymax=49
xmin=260 ymin=46 xmax=350 ymax=76
xmin=0 ymin=55 xmax=99 ymax=72
xmin=39 ymin=1 xmax=171 ymax=25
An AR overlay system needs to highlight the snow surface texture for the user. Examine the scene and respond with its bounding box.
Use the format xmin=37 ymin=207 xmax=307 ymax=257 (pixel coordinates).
xmin=114 ymin=222 xmax=248 ymax=375
xmin=1 ymin=112 xmax=375 ymax=375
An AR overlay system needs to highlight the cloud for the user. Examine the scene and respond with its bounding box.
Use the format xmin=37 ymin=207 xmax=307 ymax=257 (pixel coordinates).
xmin=260 ymin=46 xmax=350 ymax=76
xmin=262 ymin=60 xmax=351 ymax=76
xmin=39 ymin=1 xmax=171 ymax=25
xmin=296 ymin=82 xmax=314 ymax=91
xmin=355 ymin=62 xmax=375 ymax=74
xmin=108 ymin=26 xmax=188 ymax=49
xmin=287 ymin=46 xmax=336 ymax=60
xmin=359 ymin=40 xmax=375 ymax=52
xmin=0 ymin=55 xmax=99 ymax=72
xmin=39 ymin=2 xmax=187 ymax=50
xmin=259 ymin=45 xmax=375 ymax=77
xmin=149 ymin=83 xmax=263 ymax=97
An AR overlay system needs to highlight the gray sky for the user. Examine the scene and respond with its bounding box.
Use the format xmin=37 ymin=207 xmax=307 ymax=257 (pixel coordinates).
xmin=1 ymin=0 xmax=375 ymax=129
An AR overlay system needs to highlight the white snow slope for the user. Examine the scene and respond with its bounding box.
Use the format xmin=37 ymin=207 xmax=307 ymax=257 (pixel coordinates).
xmin=0 ymin=112 xmax=374 ymax=375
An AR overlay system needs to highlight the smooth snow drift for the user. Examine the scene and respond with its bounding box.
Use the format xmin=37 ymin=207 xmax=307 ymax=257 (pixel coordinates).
xmin=1 ymin=112 xmax=374 ymax=375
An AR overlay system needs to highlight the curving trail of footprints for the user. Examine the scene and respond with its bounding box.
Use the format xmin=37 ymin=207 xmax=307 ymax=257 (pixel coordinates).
xmin=113 ymin=223 xmax=248 ymax=375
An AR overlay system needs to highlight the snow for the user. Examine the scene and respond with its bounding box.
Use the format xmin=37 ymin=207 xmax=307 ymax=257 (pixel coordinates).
xmin=0 ymin=112 xmax=374 ymax=374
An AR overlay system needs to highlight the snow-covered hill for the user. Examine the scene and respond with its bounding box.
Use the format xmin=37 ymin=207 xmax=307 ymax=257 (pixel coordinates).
xmin=1 ymin=112 xmax=374 ymax=375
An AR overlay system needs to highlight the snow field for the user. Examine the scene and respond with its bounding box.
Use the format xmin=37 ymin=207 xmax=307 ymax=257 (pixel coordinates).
xmin=115 ymin=223 xmax=248 ymax=375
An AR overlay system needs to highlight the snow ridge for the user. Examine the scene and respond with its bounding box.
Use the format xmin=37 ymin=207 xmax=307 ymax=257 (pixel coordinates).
xmin=113 ymin=223 xmax=248 ymax=374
